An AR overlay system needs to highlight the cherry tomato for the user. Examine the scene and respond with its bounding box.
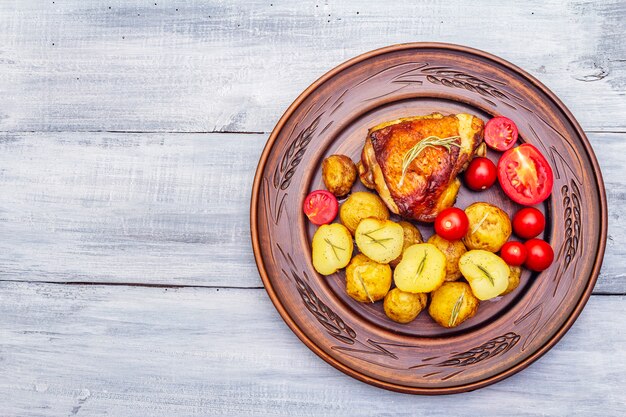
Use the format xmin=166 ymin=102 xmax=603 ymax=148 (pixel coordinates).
xmin=485 ymin=116 xmax=519 ymax=151
xmin=513 ymin=207 xmax=546 ymax=239
xmin=524 ymin=239 xmax=554 ymax=271
xmin=500 ymin=241 xmax=527 ymax=266
xmin=434 ymin=207 xmax=469 ymax=241
xmin=497 ymin=144 xmax=554 ymax=206
xmin=303 ymin=190 xmax=338 ymax=225
xmin=464 ymin=157 xmax=497 ymax=191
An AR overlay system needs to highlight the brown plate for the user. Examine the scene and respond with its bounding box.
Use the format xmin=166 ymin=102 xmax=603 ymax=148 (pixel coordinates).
xmin=250 ymin=43 xmax=607 ymax=394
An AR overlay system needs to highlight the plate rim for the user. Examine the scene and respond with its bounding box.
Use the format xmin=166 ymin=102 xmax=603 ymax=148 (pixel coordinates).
xmin=250 ymin=42 xmax=608 ymax=394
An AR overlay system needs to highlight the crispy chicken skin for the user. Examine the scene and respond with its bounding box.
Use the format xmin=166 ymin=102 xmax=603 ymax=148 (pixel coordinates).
xmin=359 ymin=113 xmax=484 ymax=222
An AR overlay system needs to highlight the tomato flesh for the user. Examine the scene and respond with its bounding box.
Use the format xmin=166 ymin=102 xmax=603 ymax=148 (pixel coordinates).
xmin=485 ymin=117 xmax=518 ymax=151
xmin=434 ymin=207 xmax=469 ymax=241
xmin=497 ymin=144 xmax=553 ymax=206
xmin=303 ymin=190 xmax=338 ymax=225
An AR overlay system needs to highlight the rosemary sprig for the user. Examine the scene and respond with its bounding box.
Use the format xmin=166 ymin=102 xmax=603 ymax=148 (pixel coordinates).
xmin=471 ymin=212 xmax=489 ymax=234
xmin=476 ymin=264 xmax=495 ymax=286
xmin=398 ymin=135 xmax=461 ymax=186
xmin=362 ymin=229 xmax=393 ymax=249
xmin=324 ymin=238 xmax=345 ymax=261
xmin=448 ymin=290 xmax=465 ymax=327
xmin=413 ymin=251 xmax=428 ymax=285
xmin=356 ymin=269 xmax=375 ymax=303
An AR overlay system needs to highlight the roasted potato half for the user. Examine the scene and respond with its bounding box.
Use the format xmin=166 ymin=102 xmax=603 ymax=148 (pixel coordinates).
xmin=355 ymin=218 xmax=404 ymax=264
xmin=459 ymin=250 xmax=510 ymax=300
xmin=427 ymin=234 xmax=466 ymax=281
xmin=384 ymin=288 xmax=427 ymax=324
xmin=394 ymin=243 xmax=446 ymax=293
xmin=429 ymin=282 xmax=480 ymax=328
xmin=389 ymin=221 xmax=424 ymax=267
xmin=502 ymin=265 xmax=522 ymax=295
xmin=340 ymin=192 xmax=389 ymax=235
xmin=345 ymin=254 xmax=392 ymax=303
xmin=463 ymin=202 xmax=512 ymax=252
xmin=322 ymin=155 xmax=357 ymax=197
xmin=311 ymin=223 xmax=353 ymax=276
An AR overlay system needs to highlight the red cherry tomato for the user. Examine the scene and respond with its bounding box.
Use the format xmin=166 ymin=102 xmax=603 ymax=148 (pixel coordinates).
xmin=464 ymin=157 xmax=497 ymax=191
xmin=434 ymin=207 xmax=469 ymax=241
xmin=513 ymin=207 xmax=546 ymax=239
xmin=497 ymin=144 xmax=554 ymax=206
xmin=524 ymin=239 xmax=554 ymax=271
xmin=303 ymin=190 xmax=338 ymax=225
xmin=485 ymin=116 xmax=519 ymax=151
xmin=500 ymin=241 xmax=527 ymax=266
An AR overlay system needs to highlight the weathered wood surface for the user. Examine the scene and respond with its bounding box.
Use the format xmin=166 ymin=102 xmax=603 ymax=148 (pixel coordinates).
xmin=0 ymin=282 xmax=624 ymax=417
xmin=0 ymin=0 xmax=625 ymax=133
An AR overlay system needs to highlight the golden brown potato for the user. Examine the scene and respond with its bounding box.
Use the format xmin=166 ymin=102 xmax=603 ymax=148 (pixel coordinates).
xmin=427 ymin=234 xmax=467 ymax=281
xmin=389 ymin=221 xmax=424 ymax=267
xmin=345 ymin=254 xmax=392 ymax=303
xmin=463 ymin=202 xmax=512 ymax=252
xmin=429 ymin=282 xmax=480 ymax=328
xmin=322 ymin=155 xmax=357 ymax=197
xmin=311 ymin=223 xmax=353 ymax=276
xmin=459 ymin=250 xmax=510 ymax=300
xmin=340 ymin=192 xmax=389 ymax=235
xmin=502 ymin=265 xmax=522 ymax=295
xmin=384 ymin=288 xmax=427 ymax=324
xmin=355 ymin=218 xmax=404 ymax=264
xmin=394 ymin=243 xmax=446 ymax=293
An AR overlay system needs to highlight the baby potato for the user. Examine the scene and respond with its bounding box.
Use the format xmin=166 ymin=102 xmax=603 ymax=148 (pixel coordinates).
xmin=463 ymin=202 xmax=512 ymax=252
xmin=340 ymin=192 xmax=389 ymax=235
xmin=311 ymin=223 xmax=353 ymax=276
xmin=429 ymin=282 xmax=480 ymax=328
xmin=322 ymin=155 xmax=357 ymax=197
xmin=345 ymin=254 xmax=392 ymax=303
xmin=427 ymin=234 xmax=467 ymax=281
xmin=355 ymin=218 xmax=404 ymax=264
xmin=394 ymin=243 xmax=446 ymax=293
xmin=502 ymin=265 xmax=522 ymax=295
xmin=384 ymin=288 xmax=427 ymax=324
xmin=459 ymin=250 xmax=510 ymax=300
xmin=389 ymin=221 xmax=424 ymax=267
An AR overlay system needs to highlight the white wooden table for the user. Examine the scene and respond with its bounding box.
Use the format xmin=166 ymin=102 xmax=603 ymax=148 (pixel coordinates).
xmin=1 ymin=1 xmax=625 ymax=415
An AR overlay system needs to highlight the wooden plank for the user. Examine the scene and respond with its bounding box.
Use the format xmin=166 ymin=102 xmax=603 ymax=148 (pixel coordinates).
xmin=0 ymin=0 xmax=625 ymax=133
xmin=0 ymin=282 xmax=623 ymax=416
xmin=0 ymin=131 xmax=622 ymax=292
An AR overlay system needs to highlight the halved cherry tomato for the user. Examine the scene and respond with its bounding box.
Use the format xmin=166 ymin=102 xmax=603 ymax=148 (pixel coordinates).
xmin=464 ymin=157 xmax=497 ymax=191
xmin=485 ymin=116 xmax=518 ymax=151
xmin=497 ymin=144 xmax=554 ymax=206
xmin=513 ymin=207 xmax=545 ymax=239
xmin=303 ymin=190 xmax=338 ymax=225
xmin=434 ymin=207 xmax=469 ymax=241
xmin=524 ymin=239 xmax=554 ymax=271
xmin=500 ymin=241 xmax=527 ymax=266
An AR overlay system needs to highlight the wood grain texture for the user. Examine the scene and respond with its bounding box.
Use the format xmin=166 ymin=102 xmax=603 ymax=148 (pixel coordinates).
xmin=0 ymin=131 xmax=622 ymax=292
xmin=0 ymin=282 xmax=623 ymax=417
xmin=0 ymin=0 xmax=625 ymax=133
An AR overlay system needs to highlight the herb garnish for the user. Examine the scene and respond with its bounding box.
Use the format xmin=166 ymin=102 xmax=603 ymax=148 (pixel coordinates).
xmin=399 ymin=135 xmax=461 ymax=186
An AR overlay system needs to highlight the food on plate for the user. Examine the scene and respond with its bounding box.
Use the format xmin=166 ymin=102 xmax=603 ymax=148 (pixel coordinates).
xmin=355 ymin=218 xmax=404 ymax=264
xmin=513 ymin=207 xmax=546 ymax=239
xmin=434 ymin=207 xmax=469 ymax=241
xmin=502 ymin=265 xmax=522 ymax=295
xmin=484 ymin=116 xmax=518 ymax=151
xmin=389 ymin=221 xmax=424 ymax=267
xmin=500 ymin=241 xmax=527 ymax=266
xmin=427 ymin=234 xmax=467 ymax=281
xmin=394 ymin=243 xmax=446 ymax=293
xmin=383 ymin=288 xmax=427 ymax=323
xmin=339 ymin=191 xmax=389 ymax=234
xmin=475 ymin=142 xmax=487 ymax=158
xmin=429 ymin=282 xmax=480 ymax=328
xmin=459 ymin=250 xmax=510 ymax=300
xmin=359 ymin=113 xmax=484 ymax=222
xmin=345 ymin=254 xmax=392 ymax=303
xmin=524 ymin=239 xmax=554 ymax=271
xmin=303 ymin=190 xmax=338 ymax=225
xmin=463 ymin=202 xmax=512 ymax=252
xmin=311 ymin=223 xmax=353 ymax=275
xmin=464 ymin=157 xmax=497 ymax=191
xmin=322 ymin=154 xmax=357 ymax=197
xmin=497 ymin=144 xmax=554 ymax=206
